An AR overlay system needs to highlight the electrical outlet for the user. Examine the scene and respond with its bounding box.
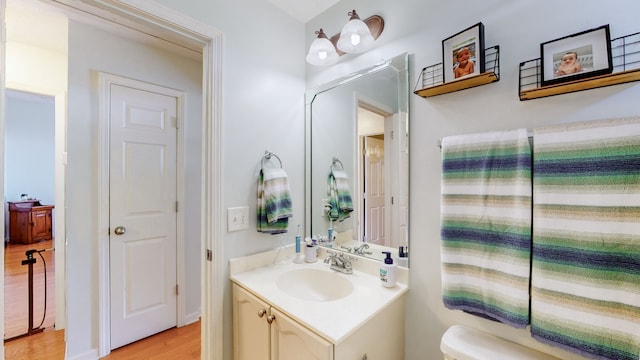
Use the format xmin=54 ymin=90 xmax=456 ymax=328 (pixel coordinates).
xmin=227 ymin=206 xmax=249 ymax=232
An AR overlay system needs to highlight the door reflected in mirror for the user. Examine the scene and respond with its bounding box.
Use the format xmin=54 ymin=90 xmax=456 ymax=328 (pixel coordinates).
xmin=305 ymin=53 xmax=409 ymax=266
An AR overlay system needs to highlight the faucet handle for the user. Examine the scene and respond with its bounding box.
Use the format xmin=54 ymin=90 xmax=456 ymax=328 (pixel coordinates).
xmin=323 ymin=250 xmax=337 ymax=263
xmin=343 ymin=253 xmax=357 ymax=266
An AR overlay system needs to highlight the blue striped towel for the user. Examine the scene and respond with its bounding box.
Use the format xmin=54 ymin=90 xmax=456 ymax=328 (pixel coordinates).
xmin=327 ymin=169 xmax=353 ymax=222
xmin=257 ymin=167 xmax=292 ymax=234
xmin=531 ymin=118 xmax=640 ymax=360
xmin=440 ymin=128 xmax=532 ymax=328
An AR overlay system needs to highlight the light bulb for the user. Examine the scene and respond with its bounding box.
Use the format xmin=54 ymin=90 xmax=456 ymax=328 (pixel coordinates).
xmin=350 ymin=34 xmax=361 ymax=46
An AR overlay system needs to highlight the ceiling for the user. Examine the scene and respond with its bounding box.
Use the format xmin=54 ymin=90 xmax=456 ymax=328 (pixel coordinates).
xmin=8 ymin=0 xmax=341 ymax=24
xmin=267 ymin=0 xmax=342 ymax=23
xmin=5 ymin=0 xmax=340 ymax=59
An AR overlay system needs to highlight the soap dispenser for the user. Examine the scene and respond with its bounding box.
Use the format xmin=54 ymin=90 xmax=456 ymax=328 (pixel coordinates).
xmin=380 ymin=251 xmax=397 ymax=288
xmin=397 ymin=246 xmax=409 ymax=267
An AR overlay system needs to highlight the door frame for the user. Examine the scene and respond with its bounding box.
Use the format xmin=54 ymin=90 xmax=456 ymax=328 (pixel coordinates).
xmin=355 ymin=95 xmax=393 ymax=244
xmin=4 ymin=83 xmax=67 ymax=332
xmin=98 ymin=73 xmax=185 ymax=353
xmin=0 ymin=0 xmax=224 ymax=359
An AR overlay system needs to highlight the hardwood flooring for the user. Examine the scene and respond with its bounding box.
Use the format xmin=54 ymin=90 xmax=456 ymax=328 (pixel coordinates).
xmin=4 ymin=321 xmax=200 ymax=359
xmin=4 ymin=239 xmax=56 ymax=340
xmin=4 ymin=239 xmax=201 ymax=359
xmin=102 ymin=321 xmax=200 ymax=360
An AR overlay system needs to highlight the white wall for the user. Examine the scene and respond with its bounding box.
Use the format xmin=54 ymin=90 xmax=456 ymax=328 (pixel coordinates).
xmin=5 ymin=91 xmax=55 ymax=205
xmin=65 ymin=21 xmax=203 ymax=357
xmin=308 ymin=1 xmax=640 ymax=359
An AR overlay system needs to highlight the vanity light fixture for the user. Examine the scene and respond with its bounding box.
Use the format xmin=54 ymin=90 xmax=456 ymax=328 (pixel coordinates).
xmin=336 ymin=10 xmax=375 ymax=53
xmin=306 ymin=28 xmax=340 ymax=66
xmin=306 ymin=10 xmax=384 ymax=66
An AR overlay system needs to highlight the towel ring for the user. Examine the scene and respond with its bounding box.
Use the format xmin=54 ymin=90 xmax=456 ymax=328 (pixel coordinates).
xmin=331 ymin=157 xmax=344 ymax=171
xmin=262 ymin=150 xmax=282 ymax=169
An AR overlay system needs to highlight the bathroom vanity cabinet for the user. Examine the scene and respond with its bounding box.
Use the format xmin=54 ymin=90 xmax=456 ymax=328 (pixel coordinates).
xmin=232 ymin=282 xmax=406 ymax=360
xmin=230 ymin=247 xmax=408 ymax=360
xmin=8 ymin=200 xmax=54 ymax=244
xmin=233 ymin=284 xmax=333 ymax=360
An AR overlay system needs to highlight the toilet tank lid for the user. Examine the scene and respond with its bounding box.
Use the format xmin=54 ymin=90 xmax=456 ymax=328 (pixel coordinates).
xmin=441 ymin=325 xmax=559 ymax=360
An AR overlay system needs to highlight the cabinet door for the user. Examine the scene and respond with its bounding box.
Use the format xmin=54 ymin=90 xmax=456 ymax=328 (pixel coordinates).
xmin=31 ymin=209 xmax=51 ymax=240
xmin=270 ymin=307 xmax=333 ymax=360
xmin=233 ymin=284 xmax=270 ymax=360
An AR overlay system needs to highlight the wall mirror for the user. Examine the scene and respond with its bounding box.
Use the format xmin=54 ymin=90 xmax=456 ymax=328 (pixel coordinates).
xmin=305 ymin=52 xmax=409 ymax=266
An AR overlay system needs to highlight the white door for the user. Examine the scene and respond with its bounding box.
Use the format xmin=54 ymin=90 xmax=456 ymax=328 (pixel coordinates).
xmin=109 ymin=84 xmax=178 ymax=349
xmin=363 ymin=136 xmax=385 ymax=245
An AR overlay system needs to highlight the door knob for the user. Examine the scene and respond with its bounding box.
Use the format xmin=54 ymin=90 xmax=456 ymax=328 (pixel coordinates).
xmin=114 ymin=226 xmax=126 ymax=235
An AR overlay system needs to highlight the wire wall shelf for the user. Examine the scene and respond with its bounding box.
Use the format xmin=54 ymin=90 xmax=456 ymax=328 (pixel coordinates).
xmin=519 ymin=31 xmax=640 ymax=100
xmin=414 ymin=45 xmax=500 ymax=98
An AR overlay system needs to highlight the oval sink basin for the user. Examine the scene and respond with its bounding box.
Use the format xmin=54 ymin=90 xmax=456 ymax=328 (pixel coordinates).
xmin=276 ymin=268 xmax=354 ymax=302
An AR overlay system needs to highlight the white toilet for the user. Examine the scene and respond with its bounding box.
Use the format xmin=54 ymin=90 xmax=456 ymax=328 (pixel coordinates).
xmin=441 ymin=325 xmax=559 ymax=360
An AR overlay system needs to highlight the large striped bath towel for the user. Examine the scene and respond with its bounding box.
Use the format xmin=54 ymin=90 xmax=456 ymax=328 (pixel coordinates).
xmin=532 ymin=117 xmax=640 ymax=360
xmin=440 ymin=128 xmax=532 ymax=328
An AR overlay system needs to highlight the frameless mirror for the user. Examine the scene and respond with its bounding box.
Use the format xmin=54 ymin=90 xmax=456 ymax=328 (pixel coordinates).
xmin=305 ymin=52 xmax=409 ymax=266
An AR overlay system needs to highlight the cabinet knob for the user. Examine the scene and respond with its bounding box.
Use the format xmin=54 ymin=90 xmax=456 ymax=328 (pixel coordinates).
xmin=257 ymin=309 xmax=267 ymax=318
xmin=266 ymin=315 xmax=276 ymax=324
xmin=113 ymin=226 xmax=126 ymax=235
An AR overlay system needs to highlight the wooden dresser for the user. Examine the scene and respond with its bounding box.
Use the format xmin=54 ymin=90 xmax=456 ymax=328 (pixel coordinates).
xmin=8 ymin=200 xmax=55 ymax=244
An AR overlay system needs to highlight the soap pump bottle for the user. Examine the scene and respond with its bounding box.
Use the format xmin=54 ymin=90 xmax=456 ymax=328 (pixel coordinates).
xmin=380 ymin=251 xmax=397 ymax=288
xmin=397 ymin=246 xmax=409 ymax=267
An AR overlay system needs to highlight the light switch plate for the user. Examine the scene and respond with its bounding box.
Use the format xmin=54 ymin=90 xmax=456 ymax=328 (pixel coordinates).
xmin=227 ymin=206 xmax=249 ymax=232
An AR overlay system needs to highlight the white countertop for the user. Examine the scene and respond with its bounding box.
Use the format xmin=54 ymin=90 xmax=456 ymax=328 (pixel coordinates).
xmin=230 ymin=246 xmax=408 ymax=344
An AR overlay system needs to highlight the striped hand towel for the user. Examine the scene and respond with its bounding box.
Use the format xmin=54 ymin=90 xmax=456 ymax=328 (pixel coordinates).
xmin=257 ymin=167 xmax=292 ymax=234
xmin=531 ymin=118 xmax=640 ymax=360
xmin=327 ymin=169 xmax=353 ymax=222
xmin=440 ymin=128 xmax=532 ymax=328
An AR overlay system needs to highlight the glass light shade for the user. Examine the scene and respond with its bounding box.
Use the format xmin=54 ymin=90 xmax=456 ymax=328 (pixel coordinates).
xmin=336 ymin=17 xmax=375 ymax=53
xmin=306 ymin=32 xmax=339 ymax=66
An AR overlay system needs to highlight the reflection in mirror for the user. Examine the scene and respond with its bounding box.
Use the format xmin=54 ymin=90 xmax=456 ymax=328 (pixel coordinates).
xmin=305 ymin=53 xmax=409 ymax=266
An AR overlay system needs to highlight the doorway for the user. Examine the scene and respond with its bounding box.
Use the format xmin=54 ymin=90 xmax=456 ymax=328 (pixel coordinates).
xmin=357 ymin=103 xmax=408 ymax=249
xmin=357 ymin=105 xmax=388 ymax=245
xmin=4 ymin=89 xmax=57 ymax=341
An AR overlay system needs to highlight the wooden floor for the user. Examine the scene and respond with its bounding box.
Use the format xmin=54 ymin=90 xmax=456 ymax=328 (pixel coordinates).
xmin=4 ymin=239 xmax=56 ymax=340
xmin=5 ymin=321 xmax=200 ymax=359
xmin=4 ymin=239 xmax=201 ymax=359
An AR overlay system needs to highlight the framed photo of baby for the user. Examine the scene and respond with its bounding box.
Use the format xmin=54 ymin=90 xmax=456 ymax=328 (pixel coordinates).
xmin=442 ymin=22 xmax=485 ymax=83
xmin=540 ymin=24 xmax=613 ymax=87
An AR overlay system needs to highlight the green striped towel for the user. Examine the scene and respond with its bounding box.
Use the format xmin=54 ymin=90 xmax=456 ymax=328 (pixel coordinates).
xmin=327 ymin=169 xmax=353 ymax=222
xmin=441 ymin=128 xmax=532 ymax=328
xmin=257 ymin=167 xmax=292 ymax=234
xmin=532 ymin=117 xmax=640 ymax=360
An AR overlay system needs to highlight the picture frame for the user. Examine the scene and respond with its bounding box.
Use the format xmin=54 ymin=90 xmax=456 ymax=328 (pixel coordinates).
xmin=442 ymin=22 xmax=485 ymax=83
xmin=540 ymin=24 xmax=613 ymax=87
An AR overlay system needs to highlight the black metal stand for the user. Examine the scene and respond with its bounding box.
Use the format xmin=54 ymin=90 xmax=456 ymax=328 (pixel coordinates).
xmin=4 ymin=250 xmax=46 ymax=342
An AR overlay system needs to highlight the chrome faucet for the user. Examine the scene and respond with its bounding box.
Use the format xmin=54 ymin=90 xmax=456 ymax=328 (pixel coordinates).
xmin=353 ymin=243 xmax=372 ymax=255
xmin=324 ymin=250 xmax=356 ymax=274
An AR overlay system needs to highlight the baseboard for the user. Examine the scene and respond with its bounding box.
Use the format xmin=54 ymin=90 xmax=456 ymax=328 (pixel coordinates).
xmin=184 ymin=309 xmax=201 ymax=325
xmin=66 ymin=347 xmax=99 ymax=360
